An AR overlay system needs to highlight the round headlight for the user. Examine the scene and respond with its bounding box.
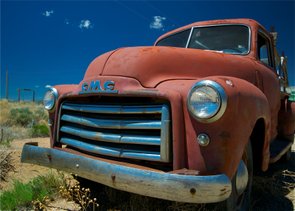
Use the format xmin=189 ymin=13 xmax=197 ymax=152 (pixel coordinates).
xmin=187 ymin=80 xmax=227 ymax=123
xmin=43 ymin=87 xmax=58 ymax=111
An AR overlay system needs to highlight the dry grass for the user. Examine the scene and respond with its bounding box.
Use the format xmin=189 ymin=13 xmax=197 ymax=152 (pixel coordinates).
xmin=0 ymin=126 xmax=30 ymax=143
xmin=251 ymin=150 xmax=295 ymax=211
xmin=0 ymin=100 xmax=47 ymax=124
xmin=32 ymin=173 xmax=99 ymax=211
xmin=282 ymin=170 xmax=295 ymax=192
xmin=0 ymin=100 xmax=44 ymax=124
xmin=0 ymin=152 xmax=15 ymax=189
xmin=0 ymin=100 xmax=10 ymax=125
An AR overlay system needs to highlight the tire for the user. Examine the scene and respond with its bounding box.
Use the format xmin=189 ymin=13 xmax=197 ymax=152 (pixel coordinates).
xmin=225 ymin=142 xmax=253 ymax=211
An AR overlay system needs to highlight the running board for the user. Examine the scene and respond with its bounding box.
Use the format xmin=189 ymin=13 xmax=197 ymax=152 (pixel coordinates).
xmin=269 ymin=138 xmax=293 ymax=163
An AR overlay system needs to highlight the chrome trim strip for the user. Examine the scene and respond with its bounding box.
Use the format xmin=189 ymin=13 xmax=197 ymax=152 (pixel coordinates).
xmin=160 ymin=104 xmax=171 ymax=161
xmin=185 ymin=27 xmax=194 ymax=48
xmin=60 ymin=126 xmax=161 ymax=145
xmin=60 ymin=138 xmax=161 ymax=161
xmin=44 ymin=85 xmax=58 ymax=111
xmin=62 ymin=103 xmax=163 ymax=114
xmin=45 ymin=85 xmax=58 ymax=98
xmin=61 ymin=114 xmax=161 ymax=130
xmin=21 ymin=143 xmax=232 ymax=203
xmin=121 ymin=151 xmax=160 ymax=161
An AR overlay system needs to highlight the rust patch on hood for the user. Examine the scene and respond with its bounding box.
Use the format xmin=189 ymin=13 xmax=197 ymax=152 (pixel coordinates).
xmin=83 ymin=46 xmax=256 ymax=88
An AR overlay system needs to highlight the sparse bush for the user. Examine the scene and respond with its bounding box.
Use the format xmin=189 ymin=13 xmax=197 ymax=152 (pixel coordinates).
xmin=30 ymin=124 xmax=49 ymax=137
xmin=0 ymin=152 xmax=14 ymax=185
xmin=0 ymin=126 xmax=30 ymax=144
xmin=58 ymin=175 xmax=99 ymax=211
xmin=8 ymin=107 xmax=34 ymax=127
xmin=0 ymin=127 xmax=14 ymax=146
xmin=0 ymin=100 xmax=50 ymax=140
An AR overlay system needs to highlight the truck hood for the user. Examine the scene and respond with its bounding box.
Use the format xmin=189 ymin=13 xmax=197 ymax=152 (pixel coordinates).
xmin=83 ymin=47 xmax=256 ymax=88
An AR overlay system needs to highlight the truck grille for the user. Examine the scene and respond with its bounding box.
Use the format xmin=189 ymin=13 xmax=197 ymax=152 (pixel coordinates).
xmin=57 ymin=101 xmax=171 ymax=162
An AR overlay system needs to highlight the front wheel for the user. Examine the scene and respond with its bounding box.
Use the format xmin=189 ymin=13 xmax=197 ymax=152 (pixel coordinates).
xmin=225 ymin=142 xmax=253 ymax=211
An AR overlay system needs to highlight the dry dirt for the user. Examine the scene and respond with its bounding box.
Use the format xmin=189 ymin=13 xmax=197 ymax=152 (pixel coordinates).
xmin=0 ymin=138 xmax=294 ymax=210
xmin=0 ymin=138 xmax=51 ymax=191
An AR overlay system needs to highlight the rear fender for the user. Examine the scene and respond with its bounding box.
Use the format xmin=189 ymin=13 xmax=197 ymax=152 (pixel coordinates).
xmin=278 ymin=98 xmax=295 ymax=141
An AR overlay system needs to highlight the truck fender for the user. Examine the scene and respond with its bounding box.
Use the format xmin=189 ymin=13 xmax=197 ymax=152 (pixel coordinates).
xmin=186 ymin=77 xmax=272 ymax=178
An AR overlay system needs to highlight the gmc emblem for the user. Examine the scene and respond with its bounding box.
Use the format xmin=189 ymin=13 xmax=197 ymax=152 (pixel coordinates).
xmin=80 ymin=80 xmax=118 ymax=94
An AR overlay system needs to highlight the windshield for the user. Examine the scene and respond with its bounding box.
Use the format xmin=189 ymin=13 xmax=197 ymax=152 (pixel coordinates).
xmin=156 ymin=25 xmax=250 ymax=55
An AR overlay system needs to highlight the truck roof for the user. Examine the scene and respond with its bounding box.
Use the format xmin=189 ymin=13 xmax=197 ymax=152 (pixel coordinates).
xmin=155 ymin=18 xmax=267 ymax=45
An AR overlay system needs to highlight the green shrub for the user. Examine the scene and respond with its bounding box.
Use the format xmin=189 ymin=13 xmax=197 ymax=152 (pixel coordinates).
xmin=0 ymin=172 xmax=65 ymax=210
xmin=30 ymin=124 xmax=49 ymax=137
xmin=0 ymin=181 xmax=34 ymax=210
xmin=0 ymin=101 xmax=49 ymax=140
xmin=8 ymin=107 xmax=34 ymax=127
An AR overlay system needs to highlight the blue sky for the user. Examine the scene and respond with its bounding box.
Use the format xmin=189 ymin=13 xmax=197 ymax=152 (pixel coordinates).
xmin=1 ymin=0 xmax=295 ymax=101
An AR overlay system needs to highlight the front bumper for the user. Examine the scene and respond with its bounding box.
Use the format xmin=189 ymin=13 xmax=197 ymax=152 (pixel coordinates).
xmin=21 ymin=142 xmax=231 ymax=203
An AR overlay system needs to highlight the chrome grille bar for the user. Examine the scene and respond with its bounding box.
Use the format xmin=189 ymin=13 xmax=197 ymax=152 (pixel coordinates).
xmin=62 ymin=103 xmax=163 ymax=114
xmin=60 ymin=126 xmax=161 ymax=145
xmin=61 ymin=114 xmax=161 ymax=130
xmin=60 ymin=138 xmax=161 ymax=161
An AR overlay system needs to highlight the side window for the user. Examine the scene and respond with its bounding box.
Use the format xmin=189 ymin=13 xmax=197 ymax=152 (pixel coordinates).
xmin=257 ymin=33 xmax=273 ymax=67
xmin=259 ymin=45 xmax=269 ymax=65
xmin=156 ymin=29 xmax=191 ymax=47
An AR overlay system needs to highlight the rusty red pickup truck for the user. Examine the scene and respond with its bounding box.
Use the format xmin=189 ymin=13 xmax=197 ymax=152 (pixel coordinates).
xmin=22 ymin=19 xmax=295 ymax=210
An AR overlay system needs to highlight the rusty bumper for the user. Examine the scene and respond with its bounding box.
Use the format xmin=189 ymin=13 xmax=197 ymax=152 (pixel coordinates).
xmin=21 ymin=143 xmax=231 ymax=203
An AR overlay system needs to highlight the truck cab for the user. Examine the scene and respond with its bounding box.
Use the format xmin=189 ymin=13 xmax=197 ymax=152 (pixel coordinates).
xmin=22 ymin=19 xmax=294 ymax=210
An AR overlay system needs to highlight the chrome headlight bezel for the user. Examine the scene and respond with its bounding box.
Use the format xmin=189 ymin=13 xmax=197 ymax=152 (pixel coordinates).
xmin=187 ymin=80 xmax=227 ymax=123
xmin=43 ymin=86 xmax=58 ymax=111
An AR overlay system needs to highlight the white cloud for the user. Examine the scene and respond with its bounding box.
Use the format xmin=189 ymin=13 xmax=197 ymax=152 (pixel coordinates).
xmin=150 ymin=16 xmax=166 ymax=30
xmin=64 ymin=19 xmax=70 ymax=25
xmin=42 ymin=10 xmax=54 ymax=17
xmin=79 ymin=19 xmax=93 ymax=29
